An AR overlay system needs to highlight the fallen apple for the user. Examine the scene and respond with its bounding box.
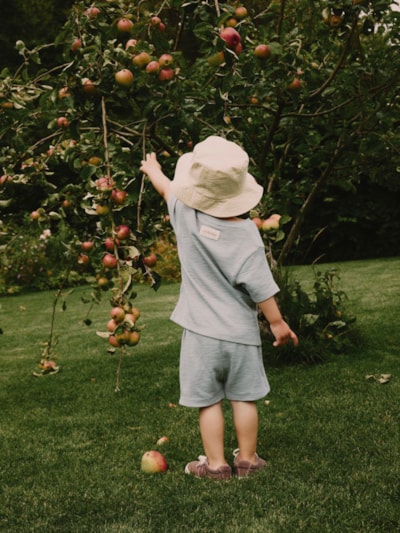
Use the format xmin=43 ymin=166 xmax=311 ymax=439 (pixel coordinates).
xmin=141 ymin=450 xmax=168 ymax=473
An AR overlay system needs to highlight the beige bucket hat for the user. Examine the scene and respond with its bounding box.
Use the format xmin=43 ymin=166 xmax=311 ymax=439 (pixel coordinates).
xmin=170 ymin=136 xmax=263 ymax=218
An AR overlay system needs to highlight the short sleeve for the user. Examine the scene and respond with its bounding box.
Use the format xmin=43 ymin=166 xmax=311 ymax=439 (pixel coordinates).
xmin=235 ymin=248 xmax=279 ymax=303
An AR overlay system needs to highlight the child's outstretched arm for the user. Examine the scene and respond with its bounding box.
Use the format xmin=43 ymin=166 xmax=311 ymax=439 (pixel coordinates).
xmin=258 ymin=297 xmax=299 ymax=347
xmin=140 ymin=152 xmax=171 ymax=201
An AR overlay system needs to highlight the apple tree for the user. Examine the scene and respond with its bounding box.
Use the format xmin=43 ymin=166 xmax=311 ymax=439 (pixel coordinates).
xmin=0 ymin=0 xmax=399 ymax=374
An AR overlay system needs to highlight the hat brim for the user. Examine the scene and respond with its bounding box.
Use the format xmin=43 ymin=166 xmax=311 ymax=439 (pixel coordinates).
xmin=171 ymin=152 xmax=263 ymax=218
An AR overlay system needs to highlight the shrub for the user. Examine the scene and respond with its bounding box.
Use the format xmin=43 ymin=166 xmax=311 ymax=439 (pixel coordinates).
xmin=260 ymin=267 xmax=357 ymax=364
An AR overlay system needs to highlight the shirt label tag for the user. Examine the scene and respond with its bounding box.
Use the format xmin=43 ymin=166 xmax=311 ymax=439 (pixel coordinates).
xmin=199 ymin=225 xmax=221 ymax=241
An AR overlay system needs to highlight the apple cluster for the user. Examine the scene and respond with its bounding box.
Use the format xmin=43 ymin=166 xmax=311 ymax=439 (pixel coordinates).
xmin=107 ymin=304 xmax=141 ymax=348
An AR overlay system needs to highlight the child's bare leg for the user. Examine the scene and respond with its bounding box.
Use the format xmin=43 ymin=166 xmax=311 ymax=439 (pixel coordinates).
xmin=230 ymin=400 xmax=259 ymax=463
xmin=199 ymin=401 xmax=228 ymax=469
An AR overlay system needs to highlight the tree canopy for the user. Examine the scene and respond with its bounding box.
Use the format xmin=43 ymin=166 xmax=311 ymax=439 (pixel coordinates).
xmin=0 ymin=0 xmax=399 ymax=295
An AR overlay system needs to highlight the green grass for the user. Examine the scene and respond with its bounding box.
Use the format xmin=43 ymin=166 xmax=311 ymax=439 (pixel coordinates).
xmin=0 ymin=258 xmax=399 ymax=532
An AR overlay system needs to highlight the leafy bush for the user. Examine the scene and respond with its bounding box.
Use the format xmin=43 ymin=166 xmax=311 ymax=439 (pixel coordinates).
xmin=260 ymin=267 xmax=357 ymax=364
xmin=0 ymin=219 xmax=90 ymax=295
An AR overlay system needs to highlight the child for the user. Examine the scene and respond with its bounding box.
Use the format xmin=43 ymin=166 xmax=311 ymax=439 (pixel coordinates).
xmin=140 ymin=136 xmax=298 ymax=480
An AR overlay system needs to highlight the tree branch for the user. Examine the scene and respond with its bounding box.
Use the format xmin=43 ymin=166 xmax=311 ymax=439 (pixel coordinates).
xmin=310 ymin=17 xmax=358 ymax=99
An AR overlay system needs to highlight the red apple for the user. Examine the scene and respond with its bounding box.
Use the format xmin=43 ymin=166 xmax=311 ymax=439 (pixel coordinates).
xmin=219 ymin=27 xmax=241 ymax=49
xmin=126 ymin=330 xmax=140 ymax=346
xmin=235 ymin=42 xmax=243 ymax=55
xmin=156 ymin=436 xmax=169 ymax=445
xmin=254 ymin=44 xmax=271 ymax=59
xmin=96 ymin=176 xmax=115 ymax=190
xmin=71 ymin=38 xmax=82 ymax=52
xmin=82 ymin=78 xmax=97 ymax=96
xmin=115 ymin=69 xmax=134 ymax=88
xmin=30 ymin=210 xmax=41 ymax=220
xmin=116 ymin=225 xmax=130 ymax=240
xmin=103 ymin=253 xmax=118 ymax=269
xmin=81 ymin=241 xmax=94 ymax=251
xmin=85 ymin=7 xmax=100 ymax=19
xmin=78 ymin=254 xmax=90 ymax=265
xmin=143 ymin=253 xmax=157 ymax=268
xmin=58 ymin=87 xmax=71 ymax=99
xmin=125 ymin=39 xmax=138 ymax=50
xmin=141 ymin=450 xmax=168 ymax=473
xmin=104 ymin=237 xmax=115 ymax=251
xmin=150 ymin=16 xmax=161 ymax=27
xmin=109 ymin=335 xmax=121 ymax=348
xmin=110 ymin=306 xmax=126 ymax=323
xmin=158 ymin=22 xmax=166 ymax=32
xmin=235 ymin=6 xmax=248 ymax=19
xmin=127 ymin=306 xmax=140 ymax=321
xmin=287 ymin=77 xmax=302 ymax=91
xmin=132 ymin=52 xmax=151 ymax=68
xmin=117 ymin=18 xmax=133 ymax=34
xmin=159 ymin=68 xmax=174 ymax=81
xmin=107 ymin=319 xmax=118 ymax=332
xmin=111 ymin=189 xmax=128 ymax=205
xmin=145 ymin=60 xmax=160 ymax=74
xmin=159 ymin=54 xmax=173 ymax=67
xmin=57 ymin=116 xmax=69 ymax=128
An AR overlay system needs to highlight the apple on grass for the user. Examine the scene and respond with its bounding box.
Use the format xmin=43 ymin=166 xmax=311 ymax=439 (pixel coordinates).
xmin=141 ymin=450 xmax=168 ymax=473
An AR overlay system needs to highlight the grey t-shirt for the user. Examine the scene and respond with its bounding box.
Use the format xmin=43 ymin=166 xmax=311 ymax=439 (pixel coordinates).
xmin=167 ymin=194 xmax=279 ymax=346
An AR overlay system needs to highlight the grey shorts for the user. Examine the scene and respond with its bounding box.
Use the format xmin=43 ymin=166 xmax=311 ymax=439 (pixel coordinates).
xmin=179 ymin=329 xmax=270 ymax=408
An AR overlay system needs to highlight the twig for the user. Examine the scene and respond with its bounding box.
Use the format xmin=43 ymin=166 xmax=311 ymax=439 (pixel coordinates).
xmin=101 ymin=97 xmax=111 ymax=178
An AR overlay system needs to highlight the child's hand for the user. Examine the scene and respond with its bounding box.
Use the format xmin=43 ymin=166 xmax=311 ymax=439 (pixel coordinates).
xmin=270 ymin=320 xmax=299 ymax=347
xmin=140 ymin=152 xmax=161 ymax=176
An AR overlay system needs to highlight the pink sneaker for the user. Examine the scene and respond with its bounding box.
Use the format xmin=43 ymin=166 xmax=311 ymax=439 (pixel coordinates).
xmin=185 ymin=455 xmax=232 ymax=480
xmin=233 ymin=448 xmax=267 ymax=478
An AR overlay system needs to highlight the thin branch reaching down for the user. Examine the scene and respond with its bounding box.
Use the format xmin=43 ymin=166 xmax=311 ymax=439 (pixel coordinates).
xmin=277 ymin=137 xmax=345 ymax=266
xmin=101 ymin=97 xmax=111 ymax=177
xmin=276 ymin=0 xmax=286 ymax=42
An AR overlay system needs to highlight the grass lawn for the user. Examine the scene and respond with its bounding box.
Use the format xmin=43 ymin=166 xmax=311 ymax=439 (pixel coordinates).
xmin=0 ymin=257 xmax=399 ymax=532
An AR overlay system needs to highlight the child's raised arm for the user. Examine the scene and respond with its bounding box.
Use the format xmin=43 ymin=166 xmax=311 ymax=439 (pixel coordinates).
xmin=140 ymin=152 xmax=171 ymax=201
